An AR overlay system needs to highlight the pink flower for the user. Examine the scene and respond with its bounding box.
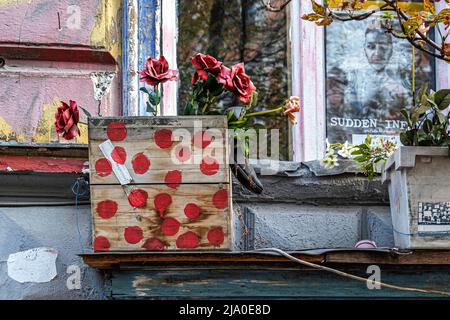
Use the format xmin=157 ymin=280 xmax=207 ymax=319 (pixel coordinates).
xmin=191 ymin=53 xmax=230 ymax=85
xmin=224 ymin=63 xmax=256 ymax=103
xmin=55 ymin=100 xmax=79 ymax=140
xmin=139 ymin=55 xmax=178 ymax=86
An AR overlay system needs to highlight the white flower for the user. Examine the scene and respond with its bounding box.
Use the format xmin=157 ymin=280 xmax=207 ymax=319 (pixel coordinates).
xmin=320 ymin=151 xmax=339 ymax=169
xmin=337 ymin=141 xmax=356 ymax=159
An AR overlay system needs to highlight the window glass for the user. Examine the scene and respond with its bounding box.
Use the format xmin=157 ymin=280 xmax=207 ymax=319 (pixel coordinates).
xmin=325 ymin=13 xmax=435 ymax=144
xmin=177 ymin=0 xmax=291 ymax=160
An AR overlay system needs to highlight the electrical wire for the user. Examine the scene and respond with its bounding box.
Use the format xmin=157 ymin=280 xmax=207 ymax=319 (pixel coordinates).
xmin=253 ymin=248 xmax=450 ymax=297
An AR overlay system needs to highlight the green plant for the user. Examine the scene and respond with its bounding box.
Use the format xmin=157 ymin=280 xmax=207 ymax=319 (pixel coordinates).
xmin=399 ymin=84 xmax=450 ymax=148
xmin=323 ymin=85 xmax=450 ymax=179
xmin=323 ymin=136 xmax=397 ymax=180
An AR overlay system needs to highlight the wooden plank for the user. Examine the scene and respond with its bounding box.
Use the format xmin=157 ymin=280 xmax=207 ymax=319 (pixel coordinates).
xmin=91 ymin=183 xmax=232 ymax=251
xmin=88 ymin=116 xmax=227 ymax=130
xmin=89 ymin=137 xmax=229 ymax=184
xmin=80 ymin=252 xmax=326 ymax=269
xmin=88 ymin=116 xmax=229 ymax=185
xmin=109 ymin=268 xmax=450 ymax=299
xmin=81 ymin=250 xmax=450 ymax=269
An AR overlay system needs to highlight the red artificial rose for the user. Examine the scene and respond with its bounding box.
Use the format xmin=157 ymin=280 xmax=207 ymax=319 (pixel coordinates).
xmin=191 ymin=53 xmax=231 ymax=85
xmin=139 ymin=55 xmax=178 ymax=86
xmin=224 ymin=63 xmax=256 ymax=103
xmin=55 ymin=100 xmax=80 ymax=140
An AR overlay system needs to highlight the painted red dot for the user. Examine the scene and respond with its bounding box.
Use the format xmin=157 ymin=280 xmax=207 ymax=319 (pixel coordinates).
xmin=107 ymin=121 xmax=127 ymax=141
xmin=184 ymin=203 xmax=201 ymax=220
xmin=93 ymin=236 xmax=110 ymax=252
xmin=132 ymin=152 xmax=151 ymax=175
xmin=124 ymin=226 xmax=144 ymax=244
xmin=95 ymin=158 xmax=112 ymax=177
xmin=213 ymin=189 xmax=228 ymax=209
xmin=161 ymin=218 xmax=181 ymax=236
xmin=200 ymin=156 xmax=219 ymax=176
xmin=176 ymin=231 xmax=200 ymax=249
xmin=193 ymin=130 xmax=212 ymax=149
xmin=96 ymin=200 xmax=118 ymax=219
xmin=175 ymin=145 xmax=191 ymax=163
xmin=111 ymin=146 xmax=127 ymax=165
xmin=165 ymin=170 xmax=182 ymax=189
xmin=128 ymin=189 xmax=148 ymax=208
xmin=207 ymin=227 xmax=225 ymax=246
xmin=154 ymin=193 xmax=172 ymax=218
xmin=154 ymin=129 xmax=173 ymax=149
xmin=142 ymin=237 xmax=165 ymax=251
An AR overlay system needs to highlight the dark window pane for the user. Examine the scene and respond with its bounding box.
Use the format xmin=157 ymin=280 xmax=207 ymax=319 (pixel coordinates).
xmin=177 ymin=0 xmax=291 ymax=160
xmin=326 ymin=14 xmax=435 ymax=144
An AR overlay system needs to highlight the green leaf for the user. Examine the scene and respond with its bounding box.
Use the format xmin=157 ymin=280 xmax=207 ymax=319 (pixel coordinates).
xmin=148 ymin=91 xmax=160 ymax=106
xmin=79 ymin=106 xmax=92 ymax=118
xmin=434 ymin=89 xmax=450 ymax=110
xmin=353 ymin=156 xmax=368 ymax=163
xmin=311 ymin=0 xmax=325 ymax=15
xmin=423 ymin=119 xmax=432 ymax=134
xmin=400 ymin=109 xmax=412 ymax=127
xmin=146 ymin=101 xmax=155 ymax=114
xmin=139 ymin=87 xmax=150 ymax=95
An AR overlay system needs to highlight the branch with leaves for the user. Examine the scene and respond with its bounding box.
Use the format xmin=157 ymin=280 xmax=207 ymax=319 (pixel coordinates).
xmin=301 ymin=0 xmax=450 ymax=62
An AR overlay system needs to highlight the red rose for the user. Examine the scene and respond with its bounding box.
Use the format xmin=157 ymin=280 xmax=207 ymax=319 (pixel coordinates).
xmin=191 ymin=53 xmax=230 ymax=85
xmin=139 ymin=55 xmax=178 ymax=86
xmin=224 ymin=63 xmax=256 ymax=103
xmin=55 ymin=100 xmax=79 ymax=140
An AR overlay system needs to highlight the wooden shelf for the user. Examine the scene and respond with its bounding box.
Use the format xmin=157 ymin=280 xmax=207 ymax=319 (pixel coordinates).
xmin=80 ymin=248 xmax=450 ymax=269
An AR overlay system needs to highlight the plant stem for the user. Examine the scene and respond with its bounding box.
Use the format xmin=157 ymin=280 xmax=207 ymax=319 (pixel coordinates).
xmin=245 ymin=106 xmax=283 ymax=117
xmin=412 ymin=45 xmax=416 ymax=106
xmin=154 ymin=85 xmax=159 ymax=116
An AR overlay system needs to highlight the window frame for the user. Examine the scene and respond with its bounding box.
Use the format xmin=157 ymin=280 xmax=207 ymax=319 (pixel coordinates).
xmin=123 ymin=0 xmax=450 ymax=162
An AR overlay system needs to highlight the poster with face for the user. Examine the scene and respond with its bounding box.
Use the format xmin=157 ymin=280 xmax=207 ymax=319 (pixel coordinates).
xmin=325 ymin=16 xmax=435 ymax=144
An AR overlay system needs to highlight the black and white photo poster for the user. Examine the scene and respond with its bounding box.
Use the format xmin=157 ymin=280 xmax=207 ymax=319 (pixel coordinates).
xmin=325 ymin=15 xmax=435 ymax=144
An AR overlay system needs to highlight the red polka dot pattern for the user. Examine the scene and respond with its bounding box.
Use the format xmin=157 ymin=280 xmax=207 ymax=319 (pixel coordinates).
xmin=128 ymin=189 xmax=148 ymax=208
xmin=165 ymin=170 xmax=182 ymax=189
xmin=107 ymin=122 xmax=127 ymax=141
xmin=96 ymin=200 xmax=118 ymax=219
xmin=132 ymin=153 xmax=151 ymax=175
xmin=94 ymin=236 xmax=110 ymax=252
xmin=207 ymin=227 xmax=225 ymax=246
xmin=161 ymin=218 xmax=180 ymax=236
xmin=212 ymin=189 xmax=228 ymax=209
xmin=176 ymin=231 xmax=200 ymax=249
xmin=95 ymin=158 xmax=112 ymax=177
xmin=200 ymin=156 xmax=219 ymax=176
xmin=111 ymin=146 xmax=127 ymax=165
xmin=124 ymin=226 xmax=144 ymax=244
xmin=154 ymin=129 xmax=173 ymax=149
xmin=184 ymin=203 xmax=201 ymax=220
xmin=143 ymin=238 xmax=165 ymax=251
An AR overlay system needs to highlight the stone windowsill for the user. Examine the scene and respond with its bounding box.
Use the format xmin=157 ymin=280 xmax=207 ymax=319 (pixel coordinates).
xmin=0 ymin=145 xmax=389 ymax=206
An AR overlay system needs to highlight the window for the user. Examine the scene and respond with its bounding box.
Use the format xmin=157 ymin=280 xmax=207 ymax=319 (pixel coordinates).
xmin=126 ymin=0 xmax=450 ymax=162
xmin=177 ymin=0 xmax=292 ymax=160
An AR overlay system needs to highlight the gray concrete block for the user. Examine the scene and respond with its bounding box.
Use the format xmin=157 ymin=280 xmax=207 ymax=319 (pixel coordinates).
xmin=243 ymin=204 xmax=362 ymax=250
xmin=366 ymin=207 xmax=395 ymax=248
xmin=0 ymin=206 xmax=104 ymax=300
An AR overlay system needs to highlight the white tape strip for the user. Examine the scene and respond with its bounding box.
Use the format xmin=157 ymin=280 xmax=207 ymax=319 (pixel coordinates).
xmin=99 ymin=140 xmax=133 ymax=185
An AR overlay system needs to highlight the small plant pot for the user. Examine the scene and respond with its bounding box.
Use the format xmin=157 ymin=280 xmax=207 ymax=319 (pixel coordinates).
xmin=382 ymin=146 xmax=450 ymax=249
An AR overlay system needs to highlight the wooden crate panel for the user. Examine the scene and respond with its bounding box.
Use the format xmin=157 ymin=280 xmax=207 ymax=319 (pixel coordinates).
xmin=88 ymin=116 xmax=229 ymax=184
xmin=91 ymin=184 xmax=232 ymax=251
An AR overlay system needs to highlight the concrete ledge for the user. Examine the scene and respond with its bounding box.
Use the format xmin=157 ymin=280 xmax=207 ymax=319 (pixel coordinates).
xmin=233 ymin=161 xmax=389 ymax=206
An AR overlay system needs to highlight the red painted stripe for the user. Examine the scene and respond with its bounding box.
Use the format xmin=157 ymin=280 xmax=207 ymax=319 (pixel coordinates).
xmin=0 ymin=155 xmax=86 ymax=173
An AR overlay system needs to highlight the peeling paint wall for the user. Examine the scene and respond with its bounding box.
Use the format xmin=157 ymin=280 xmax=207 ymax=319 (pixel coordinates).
xmin=0 ymin=0 xmax=122 ymax=144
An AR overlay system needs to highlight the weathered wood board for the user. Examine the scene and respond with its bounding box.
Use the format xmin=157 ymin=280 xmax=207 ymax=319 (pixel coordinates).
xmin=88 ymin=116 xmax=232 ymax=251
